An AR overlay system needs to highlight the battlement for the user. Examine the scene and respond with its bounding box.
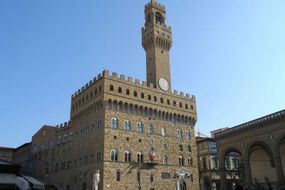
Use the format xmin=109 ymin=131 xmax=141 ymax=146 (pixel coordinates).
xmin=142 ymin=23 xmax=171 ymax=33
xmin=56 ymin=121 xmax=71 ymax=130
xmin=71 ymin=69 xmax=195 ymax=107
xmin=145 ymin=0 xmax=166 ymax=13
xmin=71 ymin=73 xmax=103 ymax=99
xmin=103 ymin=70 xmax=195 ymax=101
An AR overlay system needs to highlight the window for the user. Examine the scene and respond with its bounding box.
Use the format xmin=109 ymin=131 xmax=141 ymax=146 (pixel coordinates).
xmin=116 ymin=170 xmax=120 ymax=182
xmin=179 ymin=145 xmax=183 ymax=151
xmin=202 ymin=157 xmax=207 ymax=170
xmin=185 ymin=104 xmax=188 ymax=109
xmin=191 ymin=105 xmax=194 ymax=110
xmin=137 ymin=152 xmax=143 ymax=163
xmin=188 ymin=145 xmax=192 ymax=152
xmin=177 ymin=130 xmax=182 ymax=140
xmin=167 ymin=99 xmax=170 ymax=105
xmin=148 ymin=95 xmax=151 ymax=100
xmin=136 ymin=122 xmax=143 ymax=133
xmin=161 ymin=127 xmax=166 ymax=136
xmin=97 ymin=119 xmax=102 ymax=128
xmin=126 ymin=89 xmax=130 ymax=95
xmin=188 ymin=157 xmax=193 ymax=166
xmin=160 ymin=98 xmax=164 ymax=103
xmin=179 ymin=102 xmax=183 ymax=108
xmin=163 ymin=155 xmax=168 ymax=165
xmin=154 ymin=96 xmax=157 ymax=102
xmin=96 ymin=152 xmax=101 ymax=163
xmin=173 ymin=101 xmax=177 ymax=106
xmin=186 ymin=131 xmax=191 ymax=141
xmin=148 ymin=125 xmax=154 ymax=135
xmin=124 ymin=151 xmax=131 ymax=162
xmin=179 ymin=156 xmax=184 ymax=166
xmin=124 ymin=120 xmax=131 ymax=131
xmin=118 ymin=87 xmax=122 ymax=93
xmin=95 ymin=89 xmax=98 ymax=95
xmin=134 ymin=91 xmax=137 ymax=97
xmin=155 ymin=12 xmax=163 ymax=24
xmin=137 ymin=171 xmax=141 ymax=182
xmin=141 ymin=93 xmax=145 ymax=99
xmin=111 ymin=150 xmax=118 ymax=161
xmin=110 ymin=85 xmax=114 ymax=91
xmin=111 ymin=118 xmax=118 ymax=129
xmin=150 ymin=174 xmax=154 ymax=182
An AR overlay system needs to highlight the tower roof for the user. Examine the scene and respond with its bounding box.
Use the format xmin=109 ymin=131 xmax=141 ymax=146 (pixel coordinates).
xmin=145 ymin=0 xmax=165 ymax=13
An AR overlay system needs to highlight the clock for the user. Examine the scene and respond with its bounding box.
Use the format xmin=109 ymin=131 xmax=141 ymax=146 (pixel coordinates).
xmin=159 ymin=78 xmax=169 ymax=91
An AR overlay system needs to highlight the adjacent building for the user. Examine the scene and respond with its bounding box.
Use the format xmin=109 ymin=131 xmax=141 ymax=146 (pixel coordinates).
xmin=0 ymin=147 xmax=14 ymax=162
xmin=212 ymin=109 xmax=285 ymax=190
xmin=196 ymin=137 xmax=220 ymax=190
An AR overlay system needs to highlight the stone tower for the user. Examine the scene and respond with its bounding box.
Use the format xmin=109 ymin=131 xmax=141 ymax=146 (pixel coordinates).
xmin=142 ymin=0 xmax=172 ymax=91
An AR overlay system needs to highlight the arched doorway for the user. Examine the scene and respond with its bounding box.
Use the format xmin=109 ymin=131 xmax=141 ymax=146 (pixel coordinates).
xmin=279 ymin=137 xmax=285 ymax=180
xmin=224 ymin=151 xmax=242 ymax=190
xmin=82 ymin=182 xmax=87 ymax=190
xmin=249 ymin=143 xmax=277 ymax=184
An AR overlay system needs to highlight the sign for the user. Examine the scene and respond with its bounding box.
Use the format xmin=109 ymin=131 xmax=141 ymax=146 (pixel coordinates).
xmin=162 ymin=172 xmax=171 ymax=179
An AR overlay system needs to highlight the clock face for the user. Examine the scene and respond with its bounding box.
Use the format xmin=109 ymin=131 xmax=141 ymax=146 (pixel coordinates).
xmin=159 ymin=78 xmax=169 ymax=91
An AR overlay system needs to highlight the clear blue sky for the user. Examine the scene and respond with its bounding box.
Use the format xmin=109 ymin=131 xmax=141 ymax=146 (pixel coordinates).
xmin=1 ymin=0 xmax=285 ymax=148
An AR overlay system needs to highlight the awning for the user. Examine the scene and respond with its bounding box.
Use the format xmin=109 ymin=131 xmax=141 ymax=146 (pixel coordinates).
xmin=0 ymin=174 xmax=30 ymax=189
xmin=0 ymin=173 xmax=17 ymax=184
xmin=22 ymin=175 xmax=45 ymax=189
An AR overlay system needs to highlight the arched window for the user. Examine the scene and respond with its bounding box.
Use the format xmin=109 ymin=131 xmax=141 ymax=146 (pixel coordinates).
xmin=111 ymin=150 xmax=118 ymax=161
xmin=154 ymin=96 xmax=157 ymax=102
xmin=160 ymin=98 xmax=164 ymax=103
xmin=136 ymin=122 xmax=143 ymax=133
xmin=137 ymin=152 xmax=144 ymax=163
xmin=148 ymin=125 xmax=154 ymax=135
xmin=155 ymin=12 xmax=163 ymax=24
xmin=141 ymin=93 xmax=145 ymax=99
xmin=126 ymin=89 xmax=130 ymax=95
xmin=124 ymin=151 xmax=131 ymax=162
xmin=161 ymin=127 xmax=166 ymax=136
xmin=186 ymin=131 xmax=191 ymax=141
xmin=179 ymin=156 xmax=184 ymax=166
xmin=124 ymin=120 xmax=131 ymax=131
xmin=179 ymin=145 xmax=183 ymax=151
xmin=110 ymin=85 xmax=114 ymax=91
xmin=111 ymin=118 xmax=118 ymax=129
xmin=177 ymin=130 xmax=182 ymax=140
xmin=148 ymin=95 xmax=151 ymax=100
xmin=134 ymin=91 xmax=137 ymax=97
xmin=188 ymin=157 xmax=193 ymax=166
xmin=118 ymin=87 xmax=122 ymax=93
xmin=116 ymin=170 xmax=120 ymax=182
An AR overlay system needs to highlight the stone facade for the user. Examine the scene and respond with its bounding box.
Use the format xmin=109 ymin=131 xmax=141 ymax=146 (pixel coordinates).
xmin=13 ymin=142 xmax=33 ymax=175
xmin=5 ymin=1 xmax=199 ymax=190
xmin=196 ymin=137 xmax=220 ymax=190
xmin=0 ymin=147 xmax=14 ymax=162
xmin=212 ymin=109 xmax=285 ymax=190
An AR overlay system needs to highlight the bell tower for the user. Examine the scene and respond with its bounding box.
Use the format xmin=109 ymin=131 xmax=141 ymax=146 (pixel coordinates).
xmin=142 ymin=0 xmax=172 ymax=92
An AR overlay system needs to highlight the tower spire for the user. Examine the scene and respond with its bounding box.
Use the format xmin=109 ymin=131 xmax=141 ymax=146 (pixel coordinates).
xmin=142 ymin=1 xmax=172 ymax=91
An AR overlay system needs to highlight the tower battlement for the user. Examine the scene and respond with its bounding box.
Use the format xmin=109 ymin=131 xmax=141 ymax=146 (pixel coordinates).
xmin=145 ymin=0 xmax=165 ymax=13
xmin=71 ymin=69 xmax=195 ymax=101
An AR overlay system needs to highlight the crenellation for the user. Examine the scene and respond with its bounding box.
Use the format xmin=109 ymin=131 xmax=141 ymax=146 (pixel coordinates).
xmin=135 ymin=79 xmax=140 ymax=85
xmin=142 ymin=81 xmax=147 ymax=86
xmin=186 ymin=93 xmax=190 ymax=98
xmin=112 ymin=72 xmax=118 ymax=78
xmin=119 ymin=74 xmax=125 ymax=80
xmin=102 ymin=70 xmax=109 ymax=77
xmin=128 ymin=76 xmax=133 ymax=83
xmin=180 ymin=92 xmax=184 ymax=97
xmin=174 ymin=90 xmax=178 ymax=95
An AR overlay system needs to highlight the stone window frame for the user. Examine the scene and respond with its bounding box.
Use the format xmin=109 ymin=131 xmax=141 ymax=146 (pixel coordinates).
xmin=111 ymin=118 xmax=119 ymax=129
xmin=124 ymin=151 xmax=131 ymax=162
xmin=186 ymin=131 xmax=191 ymax=141
xmin=124 ymin=120 xmax=131 ymax=131
xmin=147 ymin=125 xmax=154 ymax=135
xmin=137 ymin=152 xmax=144 ymax=163
xmin=187 ymin=157 xmax=193 ymax=166
xmin=179 ymin=156 xmax=184 ymax=166
xmin=161 ymin=127 xmax=166 ymax=136
xmin=136 ymin=122 xmax=143 ymax=133
xmin=177 ymin=129 xmax=182 ymax=140
xmin=111 ymin=149 xmax=118 ymax=162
